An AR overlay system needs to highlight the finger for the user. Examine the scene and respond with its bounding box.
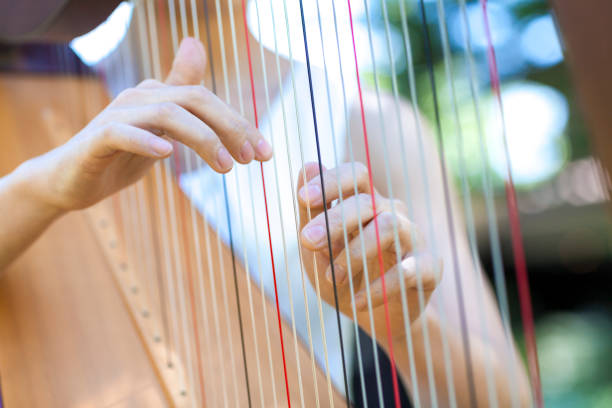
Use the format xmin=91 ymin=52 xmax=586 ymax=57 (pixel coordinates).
xmin=327 ymin=211 xmax=415 ymax=286
xmin=114 ymin=103 xmax=233 ymax=173
xmin=353 ymin=253 xmax=441 ymax=312
xmin=300 ymin=192 xmax=375 ymax=251
xmin=116 ymin=85 xmax=271 ymax=163
xmin=297 ymin=162 xmax=325 ymax=227
xmin=298 ymin=162 xmax=371 ymax=208
xmin=165 ymin=37 xmax=207 ymax=86
xmin=296 ymin=162 xmax=323 ymax=191
xmin=91 ymin=122 xmax=173 ymax=159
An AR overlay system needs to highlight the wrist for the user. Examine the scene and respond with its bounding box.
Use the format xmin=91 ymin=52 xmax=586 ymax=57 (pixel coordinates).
xmin=11 ymin=158 xmax=67 ymax=220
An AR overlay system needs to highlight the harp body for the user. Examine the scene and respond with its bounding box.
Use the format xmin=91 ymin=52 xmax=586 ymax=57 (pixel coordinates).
xmin=1 ymin=0 xmax=607 ymax=407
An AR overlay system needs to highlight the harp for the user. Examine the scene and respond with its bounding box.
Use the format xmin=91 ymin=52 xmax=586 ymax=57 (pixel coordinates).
xmin=1 ymin=0 xmax=609 ymax=407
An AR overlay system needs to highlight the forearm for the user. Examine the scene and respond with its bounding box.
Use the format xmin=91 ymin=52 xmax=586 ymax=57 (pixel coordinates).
xmin=0 ymin=160 xmax=64 ymax=271
xmin=389 ymin=307 xmax=531 ymax=407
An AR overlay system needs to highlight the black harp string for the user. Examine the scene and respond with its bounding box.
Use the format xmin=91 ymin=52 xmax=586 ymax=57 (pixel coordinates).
xmin=223 ymin=0 xmax=274 ymax=405
xmin=199 ymin=0 xmax=253 ymax=406
xmin=311 ymin=0 xmax=382 ymax=405
xmin=184 ymin=2 xmax=231 ymax=407
xmin=396 ymin=0 xmax=462 ymax=404
xmin=260 ymin=0 xmax=314 ymax=405
xmin=238 ymin=0 xmax=291 ymax=405
xmin=416 ymin=1 xmax=479 ymax=407
xmin=295 ymin=0 xmax=352 ymax=405
xmin=360 ymin=0 xmax=443 ymax=405
xmin=272 ymin=0 xmax=333 ymax=404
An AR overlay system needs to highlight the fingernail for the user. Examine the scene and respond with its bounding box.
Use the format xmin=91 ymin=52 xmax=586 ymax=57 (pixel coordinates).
xmin=216 ymin=147 xmax=233 ymax=171
xmin=302 ymin=225 xmax=326 ymax=246
xmin=239 ymin=141 xmax=255 ymax=162
xmin=299 ymin=184 xmax=321 ymax=204
xmin=151 ymin=138 xmax=173 ymax=156
xmin=254 ymin=138 xmax=273 ymax=160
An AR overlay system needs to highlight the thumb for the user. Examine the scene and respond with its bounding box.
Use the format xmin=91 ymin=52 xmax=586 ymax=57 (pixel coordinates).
xmin=165 ymin=37 xmax=207 ymax=86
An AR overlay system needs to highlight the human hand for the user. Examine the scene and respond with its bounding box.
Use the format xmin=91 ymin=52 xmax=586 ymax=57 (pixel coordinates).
xmin=297 ymin=161 xmax=441 ymax=343
xmin=22 ymin=37 xmax=271 ymax=212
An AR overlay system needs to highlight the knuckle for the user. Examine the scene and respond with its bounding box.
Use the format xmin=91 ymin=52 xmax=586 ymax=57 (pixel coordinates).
xmin=377 ymin=211 xmax=395 ymax=229
xmin=137 ymin=79 xmax=161 ymax=88
xmin=188 ymin=85 xmax=210 ymax=103
xmin=98 ymin=122 xmax=121 ymax=146
xmin=392 ymin=199 xmax=409 ymax=215
xmin=328 ymin=210 xmax=343 ymax=229
xmin=101 ymin=122 xmax=120 ymax=138
xmin=348 ymin=242 xmax=362 ymax=260
xmin=357 ymin=193 xmax=373 ymax=213
xmin=355 ymin=162 xmax=369 ymax=185
xmin=157 ymin=102 xmax=180 ymax=120
xmin=228 ymin=116 xmax=251 ymax=139
xmin=116 ymin=87 xmax=141 ymax=103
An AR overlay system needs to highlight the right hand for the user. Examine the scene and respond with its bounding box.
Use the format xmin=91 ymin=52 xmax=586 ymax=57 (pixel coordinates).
xmin=23 ymin=37 xmax=272 ymax=212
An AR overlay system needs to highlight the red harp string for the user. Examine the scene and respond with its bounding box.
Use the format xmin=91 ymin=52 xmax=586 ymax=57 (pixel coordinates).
xmin=480 ymin=1 xmax=543 ymax=407
xmin=239 ymin=0 xmax=292 ymax=406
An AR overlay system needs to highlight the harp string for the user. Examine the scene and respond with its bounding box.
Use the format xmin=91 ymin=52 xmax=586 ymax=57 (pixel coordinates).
xmin=479 ymin=1 xmax=543 ymax=406
xmin=197 ymin=1 xmax=254 ymax=405
xmin=415 ymin=1 xmax=478 ymax=407
xmin=253 ymin=0 xmax=310 ymax=405
xmin=113 ymin=3 xmax=149 ymax=368
xmin=174 ymin=0 xmax=213 ymax=403
xmin=224 ymin=1 xmax=274 ymax=405
xmin=251 ymin=2 xmax=301 ymax=405
xmin=326 ymin=1 xmax=379 ymax=405
xmin=275 ymin=0 xmax=333 ymax=404
xmin=294 ymin=0 xmax=357 ymax=405
xmin=161 ymin=2 xmax=199 ymax=403
xmin=360 ymin=0 xmax=452 ymax=405
xmin=144 ymin=0 xmax=186 ymax=383
xmin=156 ymin=0 xmax=194 ymax=398
xmin=310 ymin=0 xmax=375 ymax=404
xmin=433 ymin=0 xmax=503 ymax=406
xmin=118 ymin=11 xmax=158 ymax=339
xmin=454 ymin=0 xmax=523 ymax=405
xmin=238 ymin=0 xmax=294 ymax=405
xmin=132 ymin=4 xmax=164 ymax=335
xmin=344 ymin=0 xmax=410 ymax=406
xmin=397 ymin=1 xmax=478 ymax=406
xmin=182 ymin=3 xmax=219 ymax=406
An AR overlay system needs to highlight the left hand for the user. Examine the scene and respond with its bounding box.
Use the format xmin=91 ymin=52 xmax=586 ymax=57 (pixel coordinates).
xmin=297 ymin=161 xmax=442 ymax=343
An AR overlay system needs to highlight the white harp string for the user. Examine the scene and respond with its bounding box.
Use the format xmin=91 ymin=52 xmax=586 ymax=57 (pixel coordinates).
xmin=433 ymin=1 xmax=507 ymax=407
xmin=225 ymin=1 xmax=268 ymax=405
xmin=163 ymin=2 xmax=199 ymax=404
xmin=260 ymin=0 xmax=310 ymax=405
